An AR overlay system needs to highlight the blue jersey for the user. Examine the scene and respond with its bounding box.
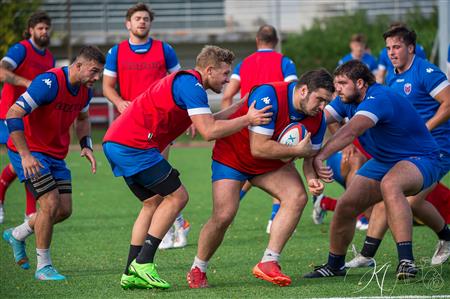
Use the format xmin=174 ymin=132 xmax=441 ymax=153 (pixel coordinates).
xmin=16 ymin=66 xmax=92 ymax=114
xmin=386 ymin=56 xmax=450 ymax=154
xmin=378 ymin=43 xmax=426 ymax=75
xmin=231 ymin=49 xmax=298 ymax=82
xmin=248 ymin=81 xmax=326 ymax=150
xmin=173 ymin=74 xmax=211 ymax=114
xmin=1 ymin=39 xmax=55 ymax=70
xmin=338 ymin=53 xmax=378 ymax=73
xmin=326 ymin=84 xmax=439 ymax=163
xmin=103 ymin=38 xmax=180 ymax=77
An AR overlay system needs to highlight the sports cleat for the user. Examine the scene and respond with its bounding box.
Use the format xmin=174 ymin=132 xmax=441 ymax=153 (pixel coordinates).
xmin=2 ymin=228 xmax=30 ymax=269
xmin=35 ymin=265 xmax=66 ymax=280
xmin=129 ymin=260 xmax=170 ymax=289
xmin=396 ymin=259 xmax=417 ymax=280
xmin=159 ymin=226 xmax=175 ymax=249
xmin=356 ymin=216 xmax=369 ymax=231
xmin=187 ymin=266 xmax=209 ymax=288
xmin=266 ymin=220 xmax=272 ymax=234
xmin=303 ymin=264 xmax=346 ymax=278
xmin=252 ymin=261 xmax=291 ymax=287
xmin=312 ymin=194 xmax=326 ymax=225
xmin=431 ymin=240 xmax=450 ymax=266
xmin=173 ymin=220 xmax=191 ymax=248
xmin=120 ymin=273 xmax=153 ymax=290
xmin=345 ymin=253 xmax=375 ymax=268
xmin=0 ymin=203 xmax=4 ymax=224
xmin=24 ymin=212 xmax=35 ymax=223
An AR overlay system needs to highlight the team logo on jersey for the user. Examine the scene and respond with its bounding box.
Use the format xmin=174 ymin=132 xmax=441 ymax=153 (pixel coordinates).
xmin=42 ymin=78 xmax=52 ymax=88
xmin=367 ymin=96 xmax=375 ymax=100
xmin=404 ymin=83 xmax=412 ymax=95
xmin=396 ymin=78 xmax=405 ymax=83
xmin=261 ymin=97 xmax=271 ymax=104
xmin=195 ymin=82 xmax=204 ymax=89
xmin=426 ymin=68 xmax=434 ymax=73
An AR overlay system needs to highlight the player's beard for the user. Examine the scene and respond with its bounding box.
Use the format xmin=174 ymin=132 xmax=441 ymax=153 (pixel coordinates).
xmin=341 ymin=86 xmax=361 ymax=103
xmin=132 ymin=28 xmax=150 ymax=39
xmin=299 ymin=93 xmax=317 ymax=116
xmin=34 ymin=35 xmax=50 ymax=48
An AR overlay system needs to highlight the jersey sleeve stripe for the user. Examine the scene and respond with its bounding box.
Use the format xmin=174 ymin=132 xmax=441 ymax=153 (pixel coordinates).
xmin=168 ymin=64 xmax=181 ymax=73
xmin=355 ymin=111 xmax=379 ymax=124
xmin=230 ymin=74 xmax=240 ymax=81
xmin=21 ymin=91 xmax=38 ymax=110
xmin=284 ymin=75 xmax=298 ymax=82
xmin=325 ymin=105 xmax=343 ymax=123
xmin=103 ymin=69 xmax=117 ymax=77
xmin=187 ymin=107 xmax=212 ymax=116
xmin=248 ymin=126 xmax=274 ymax=136
xmin=81 ymin=104 xmax=89 ymax=113
xmin=1 ymin=57 xmax=18 ymax=69
xmin=430 ymin=80 xmax=450 ymax=98
xmin=312 ymin=143 xmax=322 ymax=150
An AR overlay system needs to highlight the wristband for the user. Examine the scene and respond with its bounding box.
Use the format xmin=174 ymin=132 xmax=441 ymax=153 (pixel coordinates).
xmin=6 ymin=118 xmax=24 ymax=133
xmin=79 ymin=136 xmax=93 ymax=151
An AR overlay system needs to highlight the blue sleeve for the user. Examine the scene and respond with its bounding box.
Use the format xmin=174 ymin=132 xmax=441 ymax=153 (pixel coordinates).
xmin=310 ymin=113 xmax=327 ymax=149
xmin=357 ymin=96 xmax=392 ymax=124
xmin=281 ymin=56 xmax=298 ymax=80
xmin=248 ymin=85 xmax=278 ymax=134
xmin=416 ymin=44 xmax=426 ymax=59
xmin=15 ymin=72 xmax=59 ymax=114
xmin=231 ymin=61 xmax=242 ymax=78
xmin=173 ymin=74 xmax=210 ymax=113
xmin=368 ymin=55 xmax=378 ymax=71
xmin=162 ymin=42 xmax=180 ymax=72
xmin=104 ymin=45 xmax=119 ymax=76
xmin=418 ymin=60 xmax=448 ymax=95
xmin=326 ymin=96 xmax=347 ymax=122
xmin=2 ymin=43 xmax=26 ymax=69
xmin=378 ymin=48 xmax=389 ymax=68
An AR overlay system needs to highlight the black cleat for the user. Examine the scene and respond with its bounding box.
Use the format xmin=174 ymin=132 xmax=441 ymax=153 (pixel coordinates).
xmin=303 ymin=264 xmax=346 ymax=278
xmin=396 ymin=259 xmax=417 ymax=280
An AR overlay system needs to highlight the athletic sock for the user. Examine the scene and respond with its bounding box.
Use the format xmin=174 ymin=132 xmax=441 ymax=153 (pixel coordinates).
xmin=437 ymin=224 xmax=450 ymax=241
xmin=360 ymin=236 xmax=382 ymax=258
xmin=12 ymin=221 xmax=34 ymax=241
xmin=321 ymin=196 xmax=337 ymax=211
xmin=174 ymin=214 xmax=185 ymax=229
xmin=192 ymin=256 xmax=208 ymax=273
xmin=135 ymin=234 xmax=161 ymax=264
xmin=0 ymin=164 xmax=17 ymax=203
xmin=36 ymin=248 xmax=52 ymax=270
xmin=328 ymin=252 xmax=346 ymax=270
xmin=25 ymin=187 xmax=37 ymax=216
xmin=239 ymin=189 xmax=247 ymax=200
xmin=124 ymin=245 xmax=142 ymax=274
xmin=270 ymin=203 xmax=280 ymax=221
xmin=261 ymin=248 xmax=280 ymax=263
xmin=396 ymin=241 xmax=414 ymax=262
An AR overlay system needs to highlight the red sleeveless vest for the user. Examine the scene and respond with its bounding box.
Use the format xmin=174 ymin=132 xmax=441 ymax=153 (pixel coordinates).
xmin=239 ymin=51 xmax=284 ymax=97
xmin=213 ymin=82 xmax=323 ymax=175
xmin=0 ymin=40 xmax=54 ymax=118
xmin=7 ymin=68 xmax=89 ymax=159
xmin=103 ymin=70 xmax=202 ymax=152
xmin=117 ymin=39 xmax=167 ymax=101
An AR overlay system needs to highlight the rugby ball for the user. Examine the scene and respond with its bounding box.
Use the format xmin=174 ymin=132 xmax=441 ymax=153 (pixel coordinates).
xmin=277 ymin=122 xmax=307 ymax=146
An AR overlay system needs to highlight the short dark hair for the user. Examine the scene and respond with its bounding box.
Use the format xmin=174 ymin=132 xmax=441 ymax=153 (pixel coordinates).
xmin=196 ymin=45 xmax=235 ymax=69
xmin=334 ymin=60 xmax=376 ymax=86
xmin=23 ymin=11 xmax=51 ymax=39
xmin=78 ymin=45 xmax=105 ymax=65
xmin=296 ymin=68 xmax=335 ymax=94
xmin=383 ymin=25 xmax=416 ymax=48
xmin=256 ymin=25 xmax=278 ymax=47
xmin=350 ymin=33 xmax=366 ymax=45
xmin=126 ymin=2 xmax=154 ymax=21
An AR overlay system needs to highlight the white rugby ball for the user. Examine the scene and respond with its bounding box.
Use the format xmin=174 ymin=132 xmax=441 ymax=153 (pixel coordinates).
xmin=277 ymin=122 xmax=307 ymax=146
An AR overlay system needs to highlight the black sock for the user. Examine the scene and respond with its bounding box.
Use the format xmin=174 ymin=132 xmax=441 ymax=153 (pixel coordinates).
xmin=124 ymin=245 xmax=142 ymax=274
xmin=135 ymin=234 xmax=161 ymax=264
xmin=437 ymin=224 xmax=450 ymax=241
xmin=328 ymin=252 xmax=346 ymax=270
xmin=397 ymin=241 xmax=414 ymax=262
xmin=360 ymin=236 xmax=382 ymax=258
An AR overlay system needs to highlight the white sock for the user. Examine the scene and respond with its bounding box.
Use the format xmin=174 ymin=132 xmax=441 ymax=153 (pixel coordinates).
xmin=174 ymin=214 xmax=184 ymax=229
xmin=192 ymin=256 xmax=208 ymax=273
xmin=36 ymin=248 xmax=52 ymax=270
xmin=261 ymin=248 xmax=280 ymax=263
xmin=12 ymin=221 xmax=34 ymax=241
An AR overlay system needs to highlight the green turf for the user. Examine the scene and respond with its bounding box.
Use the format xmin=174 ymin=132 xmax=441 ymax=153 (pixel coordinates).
xmin=1 ymin=147 xmax=449 ymax=298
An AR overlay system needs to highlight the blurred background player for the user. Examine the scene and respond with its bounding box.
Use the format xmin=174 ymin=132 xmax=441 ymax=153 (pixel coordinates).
xmin=102 ymin=3 xmax=188 ymax=249
xmin=221 ymin=24 xmax=298 ymax=233
xmin=375 ymin=22 xmax=426 ymax=84
xmin=338 ymin=33 xmax=378 ymax=75
xmin=0 ymin=11 xmax=54 ymax=224
xmin=3 ymin=46 xmax=104 ymax=280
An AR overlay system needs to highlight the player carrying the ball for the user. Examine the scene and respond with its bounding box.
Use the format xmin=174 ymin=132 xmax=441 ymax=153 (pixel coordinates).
xmin=187 ymin=69 xmax=335 ymax=288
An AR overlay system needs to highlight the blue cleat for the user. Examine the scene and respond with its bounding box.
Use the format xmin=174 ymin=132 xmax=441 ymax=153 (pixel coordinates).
xmin=35 ymin=265 xmax=66 ymax=281
xmin=3 ymin=228 xmax=30 ymax=269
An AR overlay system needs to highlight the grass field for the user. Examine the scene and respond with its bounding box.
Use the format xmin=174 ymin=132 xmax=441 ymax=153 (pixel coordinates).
xmin=1 ymin=146 xmax=449 ymax=298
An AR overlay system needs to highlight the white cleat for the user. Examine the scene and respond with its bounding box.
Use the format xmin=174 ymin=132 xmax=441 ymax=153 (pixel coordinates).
xmin=159 ymin=226 xmax=175 ymax=249
xmin=266 ymin=220 xmax=272 ymax=234
xmin=431 ymin=240 xmax=450 ymax=266
xmin=0 ymin=203 xmax=4 ymax=224
xmin=173 ymin=220 xmax=191 ymax=248
xmin=345 ymin=253 xmax=375 ymax=268
xmin=312 ymin=194 xmax=326 ymax=225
